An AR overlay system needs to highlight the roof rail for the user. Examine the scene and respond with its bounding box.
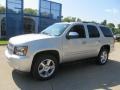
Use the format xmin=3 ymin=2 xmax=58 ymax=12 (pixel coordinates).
xmin=82 ymin=21 xmax=100 ymax=25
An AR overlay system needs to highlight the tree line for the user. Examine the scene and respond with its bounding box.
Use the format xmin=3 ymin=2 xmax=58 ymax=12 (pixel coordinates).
xmin=62 ymin=17 xmax=120 ymax=34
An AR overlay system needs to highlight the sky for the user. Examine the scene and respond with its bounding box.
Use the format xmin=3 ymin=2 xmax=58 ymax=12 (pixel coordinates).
xmin=0 ymin=0 xmax=120 ymax=27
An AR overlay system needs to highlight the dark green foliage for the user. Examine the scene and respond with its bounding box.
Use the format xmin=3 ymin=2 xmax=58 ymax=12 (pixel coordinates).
xmin=0 ymin=6 xmax=5 ymax=13
xmin=101 ymin=20 xmax=107 ymax=26
xmin=62 ymin=17 xmax=81 ymax=22
xmin=24 ymin=8 xmax=38 ymax=16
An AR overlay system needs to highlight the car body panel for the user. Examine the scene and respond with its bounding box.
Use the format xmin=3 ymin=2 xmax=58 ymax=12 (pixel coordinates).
xmin=5 ymin=22 xmax=115 ymax=72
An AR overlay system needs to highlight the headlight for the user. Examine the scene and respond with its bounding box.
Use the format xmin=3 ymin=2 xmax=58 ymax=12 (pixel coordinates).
xmin=14 ymin=46 xmax=28 ymax=56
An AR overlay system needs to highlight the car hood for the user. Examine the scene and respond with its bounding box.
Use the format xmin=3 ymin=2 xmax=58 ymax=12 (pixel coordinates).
xmin=9 ymin=34 xmax=54 ymax=45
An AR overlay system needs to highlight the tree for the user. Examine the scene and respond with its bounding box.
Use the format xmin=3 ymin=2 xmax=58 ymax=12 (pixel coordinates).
xmin=91 ymin=21 xmax=98 ymax=24
xmin=118 ymin=24 xmax=120 ymax=29
xmin=62 ymin=17 xmax=82 ymax=22
xmin=76 ymin=18 xmax=81 ymax=22
xmin=115 ymin=28 xmax=120 ymax=34
xmin=0 ymin=6 xmax=5 ymax=13
xmin=101 ymin=20 xmax=107 ymax=26
xmin=107 ymin=23 xmax=115 ymax=34
xmin=24 ymin=8 xmax=37 ymax=15
xmin=107 ymin=23 xmax=115 ymax=29
xmin=63 ymin=17 xmax=76 ymax=22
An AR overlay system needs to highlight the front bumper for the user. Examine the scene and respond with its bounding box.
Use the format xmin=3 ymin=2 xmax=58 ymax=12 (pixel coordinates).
xmin=5 ymin=49 xmax=32 ymax=72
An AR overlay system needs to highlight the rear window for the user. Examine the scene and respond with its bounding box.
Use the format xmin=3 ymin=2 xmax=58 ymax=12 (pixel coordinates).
xmin=100 ymin=27 xmax=113 ymax=37
xmin=87 ymin=25 xmax=100 ymax=38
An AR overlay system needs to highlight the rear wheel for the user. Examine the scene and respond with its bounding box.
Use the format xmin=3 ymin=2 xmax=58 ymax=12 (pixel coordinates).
xmin=97 ymin=48 xmax=109 ymax=65
xmin=31 ymin=55 xmax=58 ymax=80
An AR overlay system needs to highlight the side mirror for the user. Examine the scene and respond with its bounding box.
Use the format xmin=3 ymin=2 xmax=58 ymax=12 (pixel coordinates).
xmin=66 ymin=32 xmax=79 ymax=39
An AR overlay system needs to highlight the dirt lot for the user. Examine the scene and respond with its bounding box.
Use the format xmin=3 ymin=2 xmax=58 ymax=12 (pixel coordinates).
xmin=0 ymin=43 xmax=120 ymax=90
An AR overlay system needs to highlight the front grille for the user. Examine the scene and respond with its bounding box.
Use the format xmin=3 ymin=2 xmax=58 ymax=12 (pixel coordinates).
xmin=7 ymin=43 xmax=14 ymax=54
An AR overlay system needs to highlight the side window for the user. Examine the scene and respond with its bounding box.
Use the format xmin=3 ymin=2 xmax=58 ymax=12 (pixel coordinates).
xmin=69 ymin=25 xmax=86 ymax=38
xmin=87 ymin=25 xmax=100 ymax=38
xmin=100 ymin=26 xmax=113 ymax=37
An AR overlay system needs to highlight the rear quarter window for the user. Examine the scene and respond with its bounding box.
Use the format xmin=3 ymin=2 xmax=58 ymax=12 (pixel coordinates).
xmin=100 ymin=26 xmax=113 ymax=37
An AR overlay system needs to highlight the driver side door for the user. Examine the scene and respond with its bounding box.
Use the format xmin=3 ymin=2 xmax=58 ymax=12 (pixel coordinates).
xmin=62 ymin=24 xmax=88 ymax=62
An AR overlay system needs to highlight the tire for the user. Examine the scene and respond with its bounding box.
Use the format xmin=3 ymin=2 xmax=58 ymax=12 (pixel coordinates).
xmin=97 ymin=48 xmax=109 ymax=65
xmin=31 ymin=54 xmax=58 ymax=80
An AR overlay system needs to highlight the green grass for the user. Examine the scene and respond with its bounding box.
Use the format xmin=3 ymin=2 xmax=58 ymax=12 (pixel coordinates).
xmin=0 ymin=40 xmax=8 ymax=45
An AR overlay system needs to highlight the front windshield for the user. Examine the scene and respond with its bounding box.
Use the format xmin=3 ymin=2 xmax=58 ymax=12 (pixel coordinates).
xmin=41 ymin=23 xmax=70 ymax=36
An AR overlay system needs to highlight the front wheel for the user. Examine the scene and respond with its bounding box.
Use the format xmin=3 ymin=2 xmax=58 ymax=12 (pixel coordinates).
xmin=97 ymin=48 xmax=109 ymax=65
xmin=31 ymin=55 xmax=58 ymax=80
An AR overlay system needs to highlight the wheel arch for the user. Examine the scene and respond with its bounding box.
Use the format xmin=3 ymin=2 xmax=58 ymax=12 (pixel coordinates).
xmin=100 ymin=45 xmax=110 ymax=53
xmin=31 ymin=50 xmax=60 ymax=71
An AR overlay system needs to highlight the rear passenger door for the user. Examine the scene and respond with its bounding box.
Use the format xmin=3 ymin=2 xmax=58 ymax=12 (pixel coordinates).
xmin=86 ymin=25 xmax=102 ymax=57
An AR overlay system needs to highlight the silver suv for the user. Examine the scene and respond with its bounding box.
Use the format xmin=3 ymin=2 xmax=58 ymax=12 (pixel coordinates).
xmin=5 ymin=22 xmax=115 ymax=80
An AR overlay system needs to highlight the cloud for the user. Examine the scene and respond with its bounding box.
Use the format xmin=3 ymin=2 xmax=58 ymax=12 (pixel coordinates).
xmin=105 ymin=8 xmax=119 ymax=14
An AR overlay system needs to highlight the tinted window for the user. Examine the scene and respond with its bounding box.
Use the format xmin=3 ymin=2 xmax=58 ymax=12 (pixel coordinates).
xmin=87 ymin=25 xmax=100 ymax=38
xmin=70 ymin=25 xmax=86 ymax=38
xmin=100 ymin=27 xmax=113 ymax=37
